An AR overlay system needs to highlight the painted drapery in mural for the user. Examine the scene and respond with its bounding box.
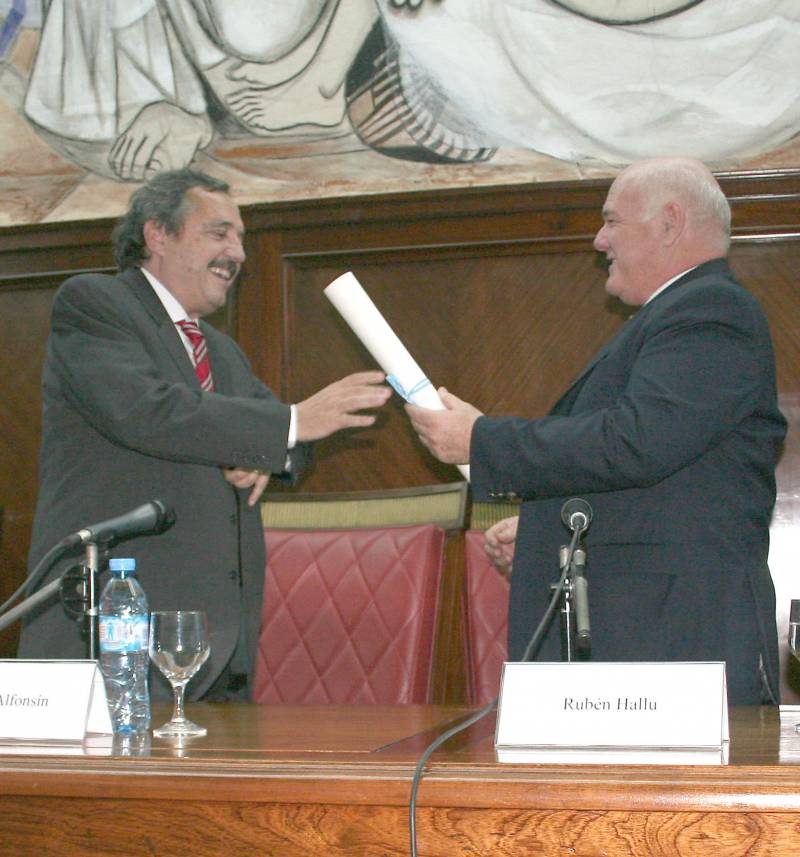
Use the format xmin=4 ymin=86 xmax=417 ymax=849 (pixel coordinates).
xmin=1 ymin=0 xmax=799 ymax=225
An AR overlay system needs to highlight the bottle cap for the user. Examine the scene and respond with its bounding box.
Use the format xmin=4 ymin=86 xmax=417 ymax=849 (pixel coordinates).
xmin=109 ymin=558 xmax=136 ymax=573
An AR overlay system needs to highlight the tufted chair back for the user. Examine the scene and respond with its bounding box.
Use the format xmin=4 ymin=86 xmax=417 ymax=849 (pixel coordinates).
xmin=253 ymin=483 xmax=467 ymax=704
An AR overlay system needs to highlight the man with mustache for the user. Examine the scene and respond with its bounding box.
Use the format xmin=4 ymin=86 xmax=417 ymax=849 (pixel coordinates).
xmin=19 ymin=168 xmax=390 ymax=701
xmin=407 ymin=157 xmax=786 ymax=705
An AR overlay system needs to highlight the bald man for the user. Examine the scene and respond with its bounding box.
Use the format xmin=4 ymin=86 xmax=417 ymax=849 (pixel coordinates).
xmin=408 ymin=157 xmax=786 ymax=705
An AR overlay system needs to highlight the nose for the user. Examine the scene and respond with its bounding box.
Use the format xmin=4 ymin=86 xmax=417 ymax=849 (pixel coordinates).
xmin=593 ymin=223 xmax=608 ymax=252
xmin=228 ymin=234 xmax=246 ymax=264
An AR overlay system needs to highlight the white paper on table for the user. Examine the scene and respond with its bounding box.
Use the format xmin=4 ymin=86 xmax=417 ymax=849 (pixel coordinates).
xmin=0 ymin=660 xmax=112 ymax=741
xmin=324 ymin=272 xmax=470 ymax=481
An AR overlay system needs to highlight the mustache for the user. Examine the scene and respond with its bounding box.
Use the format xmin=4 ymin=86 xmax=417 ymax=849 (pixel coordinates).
xmin=208 ymin=259 xmax=239 ymax=277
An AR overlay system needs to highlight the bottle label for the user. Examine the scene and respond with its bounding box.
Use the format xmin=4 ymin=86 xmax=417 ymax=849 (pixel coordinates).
xmin=99 ymin=616 xmax=149 ymax=653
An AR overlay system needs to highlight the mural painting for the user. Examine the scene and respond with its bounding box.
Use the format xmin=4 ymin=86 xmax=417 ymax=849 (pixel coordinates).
xmin=1 ymin=0 xmax=799 ymax=226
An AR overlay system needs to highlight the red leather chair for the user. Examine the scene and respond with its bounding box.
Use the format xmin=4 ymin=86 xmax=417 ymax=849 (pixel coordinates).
xmin=253 ymin=484 xmax=467 ymax=704
xmin=463 ymin=529 xmax=510 ymax=705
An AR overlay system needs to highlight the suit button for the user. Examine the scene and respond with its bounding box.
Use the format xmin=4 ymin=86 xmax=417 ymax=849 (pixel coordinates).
xmin=229 ymin=513 xmax=237 ymax=525
xmin=227 ymin=569 xmax=239 ymax=582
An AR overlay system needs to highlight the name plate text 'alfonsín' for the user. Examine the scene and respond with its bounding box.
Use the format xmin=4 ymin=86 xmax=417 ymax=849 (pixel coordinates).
xmin=0 ymin=659 xmax=112 ymax=741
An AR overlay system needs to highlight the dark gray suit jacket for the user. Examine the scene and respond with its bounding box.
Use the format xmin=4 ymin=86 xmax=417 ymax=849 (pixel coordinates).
xmin=471 ymin=259 xmax=786 ymax=704
xmin=19 ymin=268 xmax=309 ymax=698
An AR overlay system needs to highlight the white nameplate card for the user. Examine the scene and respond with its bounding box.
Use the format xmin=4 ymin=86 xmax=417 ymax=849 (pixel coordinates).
xmin=0 ymin=659 xmax=112 ymax=741
xmin=495 ymin=661 xmax=728 ymax=763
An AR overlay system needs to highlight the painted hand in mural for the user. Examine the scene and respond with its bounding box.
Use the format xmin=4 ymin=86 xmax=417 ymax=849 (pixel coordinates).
xmin=19 ymin=0 xmax=378 ymax=183
xmin=108 ymin=103 xmax=213 ymax=182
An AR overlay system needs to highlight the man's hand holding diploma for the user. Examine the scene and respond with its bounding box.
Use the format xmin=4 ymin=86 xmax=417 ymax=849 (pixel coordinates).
xmin=405 ymin=387 xmax=482 ymax=464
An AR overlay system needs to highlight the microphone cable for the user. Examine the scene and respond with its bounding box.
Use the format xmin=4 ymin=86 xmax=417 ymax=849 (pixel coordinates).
xmin=0 ymin=539 xmax=72 ymax=617
xmin=408 ymin=698 xmax=497 ymax=857
xmin=408 ymin=531 xmax=574 ymax=857
xmin=520 ymin=525 xmax=577 ymax=663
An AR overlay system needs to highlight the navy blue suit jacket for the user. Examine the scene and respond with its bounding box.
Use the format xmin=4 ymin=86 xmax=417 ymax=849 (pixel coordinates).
xmin=471 ymin=259 xmax=786 ymax=704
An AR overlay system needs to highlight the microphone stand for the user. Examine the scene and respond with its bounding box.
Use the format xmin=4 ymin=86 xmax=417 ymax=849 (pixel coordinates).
xmin=557 ymin=544 xmax=574 ymax=661
xmin=0 ymin=542 xmax=103 ymax=659
xmin=525 ymin=499 xmax=593 ymax=664
xmin=572 ymin=544 xmax=591 ymax=654
xmin=0 ymin=501 xmax=174 ymax=655
xmin=555 ymin=531 xmax=591 ymax=661
xmin=85 ymin=542 xmax=101 ymax=660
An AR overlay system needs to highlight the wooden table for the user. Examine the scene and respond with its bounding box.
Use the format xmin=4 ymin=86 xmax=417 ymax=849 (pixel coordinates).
xmin=2 ymin=704 xmax=800 ymax=856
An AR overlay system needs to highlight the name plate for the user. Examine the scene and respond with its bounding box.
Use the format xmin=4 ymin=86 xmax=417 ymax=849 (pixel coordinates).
xmin=495 ymin=661 xmax=728 ymax=763
xmin=0 ymin=660 xmax=112 ymax=741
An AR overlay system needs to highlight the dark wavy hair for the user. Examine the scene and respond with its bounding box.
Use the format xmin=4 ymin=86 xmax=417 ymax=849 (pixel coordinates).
xmin=111 ymin=169 xmax=231 ymax=270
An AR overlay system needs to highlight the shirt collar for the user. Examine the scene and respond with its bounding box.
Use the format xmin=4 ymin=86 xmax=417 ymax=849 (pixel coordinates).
xmin=643 ymin=266 xmax=697 ymax=305
xmin=139 ymin=267 xmax=191 ymax=322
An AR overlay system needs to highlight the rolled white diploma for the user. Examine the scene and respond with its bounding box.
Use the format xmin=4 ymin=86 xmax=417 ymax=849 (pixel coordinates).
xmin=324 ymin=272 xmax=470 ymax=481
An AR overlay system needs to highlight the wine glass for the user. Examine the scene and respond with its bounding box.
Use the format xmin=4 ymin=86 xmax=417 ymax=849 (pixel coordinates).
xmin=149 ymin=610 xmax=210 ymax=737
xmin=788 ymin=600 xmax=800 ymax=732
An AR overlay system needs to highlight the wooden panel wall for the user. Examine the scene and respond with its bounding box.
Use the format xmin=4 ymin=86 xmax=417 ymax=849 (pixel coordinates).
xmin=1 ymin=171 xmax=799 ymax=702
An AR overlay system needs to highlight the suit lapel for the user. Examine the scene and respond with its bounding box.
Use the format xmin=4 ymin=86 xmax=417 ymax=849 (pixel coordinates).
xmin=550 ymin=314 xmax=644 ymax=415
xmin=548 ymin=260 xmax=730 ymax=416
xmin=120 ymin=268 xmax=200 ymax=389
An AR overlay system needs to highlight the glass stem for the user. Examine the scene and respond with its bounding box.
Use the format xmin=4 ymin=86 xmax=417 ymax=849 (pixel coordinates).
xmin=172 ymin=683 xmax=187 ymax=724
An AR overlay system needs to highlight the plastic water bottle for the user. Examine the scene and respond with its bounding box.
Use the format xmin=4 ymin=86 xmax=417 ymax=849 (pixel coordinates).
xmin=99 ymin=557 xmax=151 ymax=733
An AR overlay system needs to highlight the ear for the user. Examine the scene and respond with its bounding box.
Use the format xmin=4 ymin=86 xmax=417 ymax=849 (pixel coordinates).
xmin=661 ymin=201 xmax=685 ymax=247
xmin=142 ymin=219 xmax=168 ymax=258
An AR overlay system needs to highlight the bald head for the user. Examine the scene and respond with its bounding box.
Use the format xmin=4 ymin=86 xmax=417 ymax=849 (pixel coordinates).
xmin=621 ymin=157 xmax=731 ymax=255
xmin=594 ymin=157 xmax=731 ymax=305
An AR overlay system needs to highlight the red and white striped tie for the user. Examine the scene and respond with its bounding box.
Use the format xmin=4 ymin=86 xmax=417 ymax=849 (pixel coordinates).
xmin=176 ymin=320 xmax=215 ymax=392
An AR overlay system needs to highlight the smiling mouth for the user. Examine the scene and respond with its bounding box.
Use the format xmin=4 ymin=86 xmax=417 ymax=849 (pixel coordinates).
xmin=208 ymin=260 xmax=238 ymax=281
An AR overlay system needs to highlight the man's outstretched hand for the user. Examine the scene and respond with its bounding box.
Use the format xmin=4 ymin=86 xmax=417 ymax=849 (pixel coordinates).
xmin=295 ymin=371 xmax=391 ymax=442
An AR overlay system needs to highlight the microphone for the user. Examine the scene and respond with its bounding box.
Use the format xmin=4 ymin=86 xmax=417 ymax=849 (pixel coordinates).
xmin=60 ymin=500 xmax=176 ymax=549
xmin=561 ymin=498 xmax=593 ymax=533
xmin=572 ymin=546 xmax=591 ymax=650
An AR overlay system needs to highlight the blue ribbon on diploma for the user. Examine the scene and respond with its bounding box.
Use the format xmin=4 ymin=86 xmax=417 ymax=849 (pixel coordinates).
xmin=387 ymin=375 xmax=433 ymax=404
